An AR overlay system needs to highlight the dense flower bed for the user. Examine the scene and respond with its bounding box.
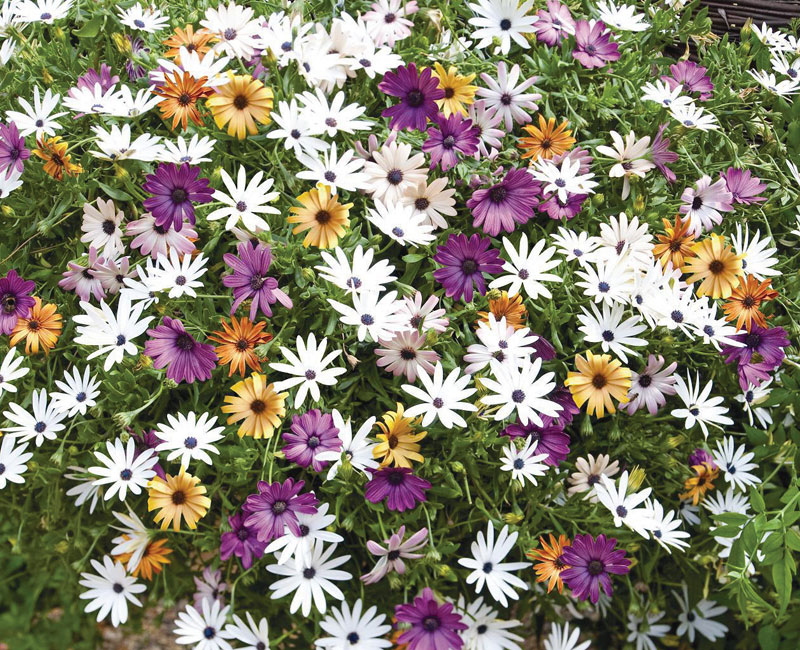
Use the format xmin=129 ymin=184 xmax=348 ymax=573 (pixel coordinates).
xmin=1 ymin=1 xmax=800 ymax=649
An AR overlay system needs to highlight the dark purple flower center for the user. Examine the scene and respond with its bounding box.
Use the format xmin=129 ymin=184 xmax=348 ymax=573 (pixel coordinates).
xmin=303 ymin=567 xmax=316 ymax=579
xmin=250 ymin=275 xmax=266 ymax=290
xmin=34 ymin=421 xmax=46 ymax=433
xmin=236 ymin=200 xmax=248 ymax=212
xmin=0 ymin=464 xmax=5 ymax=475
xmin=511 ymin=389 xmax=525 ymax=403
xmin=175 ymin=333 xmax=195 ymax=351
xmin=203 ymin=627 xmax=216 ymax=639
xmin=361 ymin=314 xmax=375 ymax=326
xmin=500 ymin=93 xmax=512 ymax=105
xmin=315 ymin=210 xmax=332 ymax=224
xmin=359 ymin=58 xmax=371 ymax=67
xmin=422 ymin=616 xmax=440 ymax=632
xmin=224 ymin=28 xmax=237 ymax=40
xmin=518 ymin=269 xmax=529 ymax=280
xmin=113 ymin=583 xmax=124 ymax=594
xmin=347 ymin=632 xmax=360 ymax=644
xmin=587 ymin=473 xmax=600 ymax=486
xmin=272 ymin=499 xmax=288 ymax=514
xmin=442 ymin=135 xmax=456 ymax=149
xmin=250 ymin=399 xmax=266 ymax=414
xmin=102 ymin=220 xmax=116 ymax=235
xmin=499 ymin=18 xmax=512 ymax=30
xmin=513 ymin=458 xmax=524 ymax=469
xmin=400 ymin=347 xmax=416 ymax=360
xmin=744 ymin=333 xmax=761 ymax=349
xmin=406 ymin=90 xmax=425 ymax=107
xmin=120 ymin=468 xmax=133 ymax=480
xmin=387 ymin=549 xmax=401 ymax=560
xmin=325 ymin=117 xmax=337 ymax=128
xmin=616 ymin=505 xmax=628 ymax=518
xmin=290 ymin=128 xmax=301 ymax=139
xmin=171 ymin=188 xmax=188 ymax=204
xmin=1 ymin=295 xmax=16 ymax=314
xmin=432 ymin=397 xmax=444 ymax=408
xmin=482 ymin=561 xmax=493 ymax=573
xmin=598 ymin=281 xmax=610 ymax=293
xmin=307 ymin=435 xmax=321 ymax=449
xmin=587 ymin=559 xmax=604 ymax=576
xmin=601 ymin=330 xmax=614 ymax=341
xmin=298 ymin=524 xmax=310 ymax=536
xmin=585 ymin=44 xmax=597 ymax=54
xmin=461 ymin=259 xmax=478 ymax=274
xmin=638 ymin=374 xmax=652 ymax=388
xmin=387 ymin=471 xmax=405 ymax=486
xmin=414 ymin=197 xmax=430 ymax=211
xmin=477 ymin=624 xmax=488 ymax=634
xmin=671 ymin=310 xmax=684 ymax=323
xmin=172 ymin=490 xmax=186 ymax=505
xmin=76 ymin=391 xmax=87 ymax=402
xmin=237 ymin=527 xmax=250 ymax=541
xmin=305 ymin=369 xmax=317 ymax=380
xmin=387 ymin=169 xmax=403 ymax=185
xmin=691 ymin=196 xmax=703 ymax=210
xmin=324 ymin=171 xmax=336 ymax=182
xmin=184 ymin=436 xmax=198 ymax=449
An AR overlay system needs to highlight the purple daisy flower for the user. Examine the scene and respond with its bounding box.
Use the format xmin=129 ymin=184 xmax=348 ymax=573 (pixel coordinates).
xmin=59 ymin=246 xmax=106 ymax=302
xmin=244 ymin=477 xmax=319 ymax=543
xmin=282 ymin=409 xmax=342 ymax=471
xmin=502 ymin=417 xmax=570 ymax=466
xmin=467 ymin=168 xmax=540 ymax=236
xmin=395 ymin=587 xmax=468 ymax=650
xmin=661 ymin=61 xmax=714 ymax=100
xmin=433 ymin=233 xmax=504 ymax=303
xmin=572 ymin=21 xmax=620 ymax=70
xmin=144 ymin=317 xmax=217 ymax=384
xmin=561 ymin=533 xmax=630 ymax=603
xmin=131 ymin=428 xmax=166 ymax=480
xmin=538 ymin=192 xmax=586 ymax=220
xmin=550 ymin=384 xmax=581 ymax=426
xmin=552 ymin=147 xmax=593 ymax=174
xmin=721 ymin=168 xmax=766 ymax=205
xmin=0 ymin=122 xmax=30 ymax=178
xmin=532 ymin=334 xmax=557 ymax=361
xmin=651 ymin=123 xmax=678 ymax=184
xmin=142 ymin=163 xmax=213 ymax=231
xmin=422 ymin=113 xmax=480 ymax=171
xmin=125 ymin=36 xmax=150 ymax=81
xmin=76 ymin=63 xmax=120 ymax=93
xmin=220 ymin=511 xmax=267 ymax=570
xmin=688 ymin=448 xmax=716 ymax=469
xmin=222 ymin=242 xmax=293 ymax=320
xmin=365 ymin=467 xmax=431 ymax=512
xmin=721 ymin=325 xmax=790 ymax=389
xmin=533 ymin=0 xmax=575 ymax=46
xmin=0 ymin=269 xmax=35 ymax=335
xmin=378 ymin=63 xmax=445 ymax=132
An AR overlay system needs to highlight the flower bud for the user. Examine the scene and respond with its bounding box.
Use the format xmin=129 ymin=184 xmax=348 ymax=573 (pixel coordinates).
xmin=627 ymin=466 xmax=646 ymax=491
xmin=633 ymin=194 xmax=646 ymax=213
xmin=503 ymin=512 xmax=523 ymax=525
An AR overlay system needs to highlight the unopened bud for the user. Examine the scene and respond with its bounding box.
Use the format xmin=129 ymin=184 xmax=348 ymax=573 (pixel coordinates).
xmin=503 ymin=512 xmax=523 ymax=525
xmin=628 ymin=466 xmax=646 ymax=492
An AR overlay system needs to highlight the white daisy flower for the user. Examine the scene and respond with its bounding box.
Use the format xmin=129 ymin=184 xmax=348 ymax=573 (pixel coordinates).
xmin=158 ymin=134 xmax=217 ymax=165
xmin=80 ymin=197 xmax=125 ymax=258
xmin=117 ymin=3 xmax=168 ymax=33
xmin=298 ymin=89 xmax=373 ymax=137
xmin=174 ymin=599 xmax=235 ymax=650
xmin=402 ymin=362 xmax=477 ymax=429
xmin=317 ymin=411 xmax=378 ymax=481
xmin=0 ymin=347 xmax=30 ymax=397
xmin=328 ymin=290 xmax=404 ymax=342
xmin=154 ymin=411 xmax=225 ymax=469
xmin=671 ymin=372 xmax=733 ymax=439
xmin=78 ymin=555 xmax=145 ymax=628
xmin=0 ymin=435 xmax=33 ymax=489
xmin=265 ymin=502 xmax=343 ymax=566
xmin=479 ymin=357 xmax=560 ymax=426
xmin=315 ymin=599 xmax=392 ymax=650
xmin=314 ymin=245 xmax=397 ymax=295
xmin=208 ymin=166 xmax=280 ymax=232
xmin=500 ymin=437 xmax=549 ymax=487
xmin=225 ymin=612 xmax=270 ymax=650
xmin=89 ymin=437 xmax=158 ymax=502
xmin=593 ymin=471 xmax=654 ymax=539
xmin=6 ymin=86 xmax=68 ymax=138
xmin=3 ymin=388 xmax=67 ymax=447
xmin=365 ymin=200 xmax=436 ymax=248
xmin=577 ymin=302 xmax=647 ymax=363
xmin=51 ymin=366 xmax=101 ymax=416
xmin=467 ymin=0 xmax=537 ymax=56
xmin=711 ymin=436 xmax=761 ymax=492
xmin=155 ymin=249 xmax=208 ymax=299
xmin=270 ymin=333 xmax=347 ymax=409
xmin=490 ymin=234 xmax=562 ymax=300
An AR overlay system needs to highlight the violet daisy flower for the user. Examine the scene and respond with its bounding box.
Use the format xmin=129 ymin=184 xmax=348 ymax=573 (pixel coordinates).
xmin=132 ymin=428 xmax=166 ymax=480
xmin=220 ymin=511 xmax=267 ymax=570
xmin=561 ymin=533 xmax=630 ymax=604
xmin=422 ymin=113 xmax=480 ymax=171
xmin=125 ymin=36 xmax=150 ymax=81
xmin=679 ymin=175 xmax=734 ymax=236
xmin=550 ymin=385 xmax=580 ymax=426
xmin=243 ymin=477 xmax=319 ymax=543
xmin=223 ymin=242 xmax=293 ymax=320
xmin=395 ymin=587 xmax=468 ymax=650
xmin=433 ymin=233 xmax=504 ymax=303
xmin=625 ymin=354 xmax=677 ymax=415
xmin=142 ymin=163 xmax=214 ymax=231
xmin=361 ymin=525 xmax=428 ymax=584
xmin=0 ymin=122 xmax=30 ymax=178
xmin=661 ymin=61 xmax=714 ymax=101
xmin=365 ymin=466 xmax=431 ymax=512
xmin=721 ymin=325 xmax=790 ymax=389
xmin=532 ymin=335 xmax=557 ymax=361
xmin=572 ymin=21 xmax=620 ymax=69
xmin=552 ymin=146 xmax=593 ymax=174
xmin=721 ymin=168 xmax=767 ymax=205
xmin=651 ymin=123 xmax=678 ymax=184
xmin=467 ymin=167 xmax=540 ymax=236
xmin=688 ymin=448 xmax=716 ymax=469
xmin=282 ymin=409 xmax=342 ymax=472
xmin=76 ymin=64 xmax=120 ymax=93
xmin=502 ymin=417 xmax=570 ymax=466
xmin=538 ymin=192 xmax=587 ymax=220
xmin=59 ymin=247 xmax=106 ymax=303
xmin=533 ymin=0 xmax=576 ymax=46
xmin=0 ymin=269 xmax=35 ymax=335
xmin=379 ymin=63 xmax=445 ymax=132
xmin=144 ymin=317 xmax=217 ymax=384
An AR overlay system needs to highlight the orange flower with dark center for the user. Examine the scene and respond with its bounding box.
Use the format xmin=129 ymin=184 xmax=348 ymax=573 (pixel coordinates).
xmin=518 ymin=115 xmax=576 ymax=161
xmin=679 ymin=462 xmax=719 ymax=505
xmin=722 ymin=274 xmax=778 ymax=332
xmin=209 ymin=316 xmax=272 ymax=377
xmin=32 ymin=137 xmax=83 ymax=180
xmin=154 ymin=71 xmax=212 ymax=130
xmin=114 ymin=537 xmax=172 ymax=581
xmin=527 ymin=534 xmax=571 ymax=594
xmin=10 ymin=297 xmax=62 ymax=355
xmin=162 ymin=24 xmax=213 ymax=62
xmin=652 ymin=214 xmax=696 ymax=268
xmin=476 ymin=292 xmax=528 ymax=330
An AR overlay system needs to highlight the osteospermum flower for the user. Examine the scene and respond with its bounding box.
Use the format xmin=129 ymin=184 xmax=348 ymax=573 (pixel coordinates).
xmin=375 ymin=329 xmax=439 ymax=383
xmin=679 ymin=175 xmax=733 ymax=236
xmin=10 ymin=296 xmax=62 ymax=355
xmin=222 ymin=372 xmax=287 ymax=439
xmin=361 ymin=525 xmax=428 ymax=584
xmin=114 ymin=538 xmax=172 ymax=581
xmin=223 ymin=242 xmax=293 ymax=320
xmin=422 ymin=113 xmax=480 ymax=171
xmin=282 ymin=409 xmax=341 ymax=471
xmin=365 ymin=466 xmax=431 ymax=512
xmin=682 ymin=234 xmax=743 ymax=300
xmin=561 ymin=534 xmax=630 ymax=604
xmin=207 ymin=72 xmax=274 ymax=139
xmin=144 ymin=317 xmax=217 ymax=384
xmin=32 ymin=136 xmax=83 ymax=179
xmin=433 ymin=63 xmax=477 ymax=117
xmin=162 ymin=24 xmax=213 ymax=61
xmin=565 ymin=351 xmax=631 ymax=418
xmin=477 ymin=291 xmax=528 ymax=330
xmin=467 ymin=167 xmax=540 ymax=236
xmin=518 ymin=115 xmax=575 ymax=161
xmin=220 ymin=511 xmax=267 ymax=570
xmin=680 ymin=462 xmax=719 ymax=505
xmin=433 ymin=233 xmax=504 ymax=303
xmin=154 ymin=70 xmax=211 ymax=130
xmin=533 ymin=0 xmax=576 ymax=45
xmin=378 ymin=63 xmax=444 ymax=132
xmin=148 ymin=468 xmax=211 ymax=531
xmin=652 ymin=214 xmax=695 ymax=268
xmin=0 ymin=121 xmax=30 ymax=177
xmin=244 ymin=477 xmax=318 ymax=543
xmin=288 ymin=184 xmax=352 ymax=249
xmin=527 ymin=533 xmax=571 ymax=594
xmin=78 ymin=556 xmax=145 ymax=628
xmin=572 ymin=20 xmax=620 ymax=69
xmin=395 ymin=587 xmax=468 ymax=650
xmin=209 ymin=316 xmax=271 ymax=377
xmin=722 ymin=275 xmax=778 ymax=332
xmin=373 ymin=402 xmax=427 ymax=468
xmin=0 ymin=269 xmax=35 ymax=335
xmin=142 ymin=162 xmax=214 ymax=231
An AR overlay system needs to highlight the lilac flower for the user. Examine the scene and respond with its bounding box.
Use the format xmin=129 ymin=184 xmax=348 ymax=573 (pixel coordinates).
xmin=131 ymin=428 xmax=166 ymax=480
xmin=532 ymin=334 xmax=557 ymax=361
xmin=144 ymin=317 xmax=217 ymax=384
xmin=0 ymin=269 xmax=35 ymax=335
xmin=378 ymin=63 xmax=444 ymax=132
xmin=361 ymin=525 xmax=428 ymax=584
xmin=467 ymin=168 xmax=540 ymax=236
xmin=572 ymin=21 xmax=620 ymax=69
xmin=282 ymin=409 xmax=342 ymax=472
xmin=142 ymin=163 xmax=214 ymax=231
xmin=433 ymin=233 xmax=504 ymax=302
xmin=538 ymin=192 xmax=587 ymax=220
xmin=222 ymin=242 xmax=293 ymax=320
xmin=125 ymin=36 xmax=150 ymax=81
xmin=533 ymin=0 xmax=576 ymax=46
xmin=501 ymin=417 xmax=570 ymax=466
xmin=0 ymin=122 xmax=30 ymax=178
xmin=688 ymin=448 xmax=716 ymax=469
xmin=354 ymin=132 xmax=397 ymax=162
xmin=625 ymin=354 xmax=678 ymax=415
xmin=721 ymin=168 xmax=766 ymax=205
xmin=76 ymin=64 xmax=120 ymax=93
xmin=721 ymin=325 xmax=790 ymax=389
xmin=244 ymin=478 xmax=319 ymax=543
xmin=422 ymin=113 xmax=480 ymax=171
xmin=679 ymin=175 xmax=734 ymax=235
xmin=661 ymin=61 xmax=714 ymax=100
xmin=193 ymin=567 xmax=226 ymax=608
xmin=561 ymin=534 xmax=630 ymax=603
xmin=365 ymin=467 xmax=431 ymax=512
xmin=552 ymin=146 xmax=594 ymax=174
xmin=651 ymin=123 xmax=678 ymax=183
xmin=395 ymin=587 xmax=468 ymax=650
xmin=220 ymin=511 xmax=267 ymax=570
xmin=550 ymin=385 xmax=580 ymax=426
xmin=59 ymin=247 xmax=106 ymax=302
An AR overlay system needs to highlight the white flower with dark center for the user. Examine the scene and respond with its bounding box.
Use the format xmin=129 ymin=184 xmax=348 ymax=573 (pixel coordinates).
xmin=121 ymin=258 xmax=164 ymax=308
xmin=458 ymin=522 xmax=530 ymax=607
xmin=490 ymin=234 xmax=562 ymax=300
xmin=625 ymin=354 xmax=677 ymax=415
xmin=265 ymin=502 xmax=343 ymax=566
xmin=401 ymin=177 xmax=457 ymax=230
xmin=394 ymin=292 xmax=449 ymax=333
xmin=543 ymin=622 xmax=590 ymax=650
xmin=531 ymin=156 xmax=597 ymax=203
xmin=568 ymin=453 xmax=621 ymax=501
xmin=317 ymin=411 xmax=378 ymax=481
xmin=3 ymin=388 xmax=67 ymax=447
xmin=366 ymin=200 xmax=436 ymax=248
xmin=477 ymin=61 xmax=540 ymax=130
xmin=328 ymin=290 xmax=404 ymax=342
xmin=500 ymin=437 xmax=548 ymax=487
xmin=298 ymin=89 xmax=372 ymax=137
xmin=80 ymin=197 xmax=125 ymax=258
xmin=0 ymin=435 xmax=33 ymax=489
xmin=208 ymin=166 xmax=280 ymax=232
xmin=480 ymin=357 xmax=560 ymax=426
xmin=297 ymin=143 xmax=369 ymax=195
xmin=5 ymin=86 xmax=68 ymax=138
xmin=90 ymin=123 xmax=162 ymax=162
xmin=0 ymin=347 xmax=29 ymax=397
xmin=551 ymin=227 xmax=601 ymax=265
xmin=457 ymin=596 xmax=523 ymax=650
xmin=14 ymin=0 xmax=73 ymax=24
xmin=730 ymin=224 xmax=779 ymax=280
xmin=270 ymin=333 xmax=347 ymax=409
xmin=151 ymin=48 xmax=232 ymax=87
xmin=657 ymin=285 xmax=702 ymax=337
xmin=595 ymin=212 xmax=653 ymax=272
xmin=109 ymin=84 xmax=161 ymax=118
xmin=673 ymin=584 xmax=728 ymax=644
xmin=467 ymin=0 xmax=537 ymax=56
xmin=315 ymin=599 xmax=392 ymax=650
xmin=79 ymin=555 xmax=145 ymax=628
xmin=51 ymin=366 xmax=101 ymax=416
xmin=363 ymin=141 xmax=427 ymax=204
xmin=640 ymin=80 xmax=692 ymax=109
xmin=771 ymin=52 xmax=800 ymax=81
xmin=577 ymin=302 xmax=647 ymax=363
xmin=735 ymin=381 xmax=773 ymax=428
xmin=89 ymin=437 xmax=158 ymax=502
xmin=155 ymin=249 xmax=208 ymax=299
xmin=671 ymin=372 xmax=733 ymax=439
xmin=117 ymin=3 xmax=169 ymax=32
xmin=711 ymin=436 xmax=761 ymax=492
xmin=626 ymin=610 xmax=669 ymax=650
xmin=267 ymin=99 xmax=328 ymax=158
xmin=155 ymin=411 xmax=225 ymax=469
xmin=200 ymin=1 xmax=261 ymax=60
xmin=677 ymin=499 xmax=700 ymax=526
xmin=110 ymin=509 xmax=150 ymax=572
xmin=593 ymin=471 xmax=654 ymax=539
xmin=689 ymin=297 xmax=743 ymax=351
xmin=669 ymin=101 xmax=718 ymax=131
xmin=596 ymin=131 xmax=655 ymax=199
xmin=749 ymin=69 xmax=800 ymax=97
xmin=158 ymin=134 xmax=217 ymax=165
xmin=174 ymin=599 xmax=235 ymax=650
xmin=225 ymin=612 xmax=270 ymax=650
xmin=65 ymin=466 xmax=103 ymax=513
xmin=644 ymin=499 xmax=690 ymax=554
xmin=376 ymin=329 xmax=440 ymax=383
xmin=463 ymin=313 xmax=538 ymax=375
xmin=62 ymin=82 xmax=126 ymax=116
xmin=597 ymin=1 xmax=649 ymax=31
xmin=402 ymin=362 xmax=477 ymax=429
xmin=314 ymin=245 xmax=397 ymax=295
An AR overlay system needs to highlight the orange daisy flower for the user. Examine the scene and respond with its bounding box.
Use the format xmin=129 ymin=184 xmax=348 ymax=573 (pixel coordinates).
xmin=679 ymin=462 xmax=719 ymax=505
xmin=10 ymin=297 xmax=62 ymax=355
xmin=32 ymin=137 xmax=83 ymax=180
xmin=208 ymin=316 xmax=272 ymax=377
xmin=527 ymin=534 xmax=571 ymax=594
xmin=722 ymin=274 xmax=778 ymax=332
xmin=206 ymin=72 xmax=274 ymax=139
xmin=518 ymin=115 xmax=576 ymax=161
xmin=564 ymin=351 xmax=631 ymax=418
xmin=154 ymin=71 xmax=212 ymax=130
xmin=162 ymin=24 xmax=213 ymax=62
xmin=476 ymin=292 xmax=527 ymax=330
xmin=652 ymin=214 xmax=696 ymax=268
xmin=682 ymin=234 xmax=743 ymax=299
xmin=114 ymin=537 xmax=172 ymax=581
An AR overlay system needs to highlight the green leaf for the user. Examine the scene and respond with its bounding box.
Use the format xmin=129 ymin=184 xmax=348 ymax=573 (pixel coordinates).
xmin=750 ymin=488 xmax=766 ymax=513
xmin=715 ymin=512 xmax=750 ymax=526
xmin=96 ymin=182 xmax=133 ymax=202
xmin=786 ymin=529 xmax=800 ymax=552
xmin=758 ymin=624 xmax=780 ymax=650
xmin=772 ymin=552 xmax=792 ymax=614
xmin=73 ymin=16 xmax=103 ymax=38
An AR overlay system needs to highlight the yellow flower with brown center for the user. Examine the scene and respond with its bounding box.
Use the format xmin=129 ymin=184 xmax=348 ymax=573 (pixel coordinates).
xmin=114 ymin=537 xmax=172 ymax=581
xmin=288 ymin=184 xmax=352 ymax=249
xmin=682 ymin=234 xmax=743 ymax=299
xmin=10 ymin=297 xmax=62 ymax=355
xmin=148 ymin=468 xmax=210 ymax=531
xmin=373 ymin=402 xmax=427 ymax=468
xmin=564 ymin=351 xmax=631 ymax=418
xmin=33 ymin=137 xmax=83 ymax=180
xmin=722 ymin=274 xmax=778 ymax=332
xmin=206 ymin=72 xmax=274 ymax=139
xmin=154 ymin=71 xmax=212 ymax=130
xmin=433 ymin=63 xmax=477 ymax=117
xmin=652 ymin=214 xmax=696 ymax=269
xmin=518 ymin=115 xmax=576 ymax=161
xmin=222 ymin=372 xmax=287 ymax=439
xmin=476 ymin=292 xmax=527 ymax=330
xmin=527 ymin=534 xmax=571 ymax=594
xmin=162 ymin=24 xmax=213 ymax=62
xmin=679 ymin=462 xmax=719 ymax=505
xmin=209 ymin=316 xmax=272 ymax=377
